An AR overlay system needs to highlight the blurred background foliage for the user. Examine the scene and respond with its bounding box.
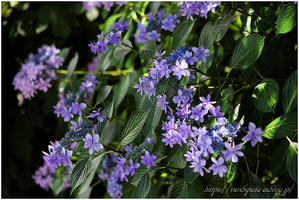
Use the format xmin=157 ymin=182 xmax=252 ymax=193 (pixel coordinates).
xmin=2 ymin=1 xmax=297 ymax=198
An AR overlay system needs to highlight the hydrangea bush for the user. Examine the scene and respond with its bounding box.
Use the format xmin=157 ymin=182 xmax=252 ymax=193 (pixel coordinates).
xmin=12 ymin=1 xmax=297 ymax=198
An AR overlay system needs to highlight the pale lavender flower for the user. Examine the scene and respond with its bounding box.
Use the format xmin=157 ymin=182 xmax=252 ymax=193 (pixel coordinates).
xmin=145 ymin=137 xmax=155 ymax=144
xmin=190 ymin=105 xmax=209 ymax=122
xmin=71 ymin=102 xmax=87 ymax=116
xmin=242 ymin=122 xmax=264 ymax=147
xmin=141 ymin=151 xmax=156 ymax=168
xmin=59 ymin=147 xmax=73 ymax=167
xmin=222 ymin=142 xmax=244 ymax=163
xmin=192 ymin=46 xmax=210 ymax=63
xmin=162 ymin=14 xmax=180 ymax=32
xmin=200 ymin=94 xmax=216 ymax=110
xmin=108 ymin=32 xmax=121 ymax=46
xmin=209 ymin=157 xmax=228 ymax=177
xmin=190 ymin=158 xmax=210 ymax=176
xmin=171 ymin=59 xmax=190 ymax=80
xmin=191 ymin=126 xmax=207 ymax=137
xmin=83 ymin=134 xmax=103 ymax=154
xmin=125 ymin=144 xmax=133 ymax=154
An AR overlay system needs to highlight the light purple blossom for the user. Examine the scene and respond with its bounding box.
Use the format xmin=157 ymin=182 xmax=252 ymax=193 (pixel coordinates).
xmin=127 ymin=159 xmax=140 ymax=176
xmin=145 ymin=137 xmax=155 ymax=145
xmin=108 ymin=32 xmax=121 ymax=46
xmin=190 ymin=158 xmax=210 ymax=176
xmin=190 ymin=105 xmax=209 ymax=122
xmin=157 ymin=94 xmax=169 ymax=113
xmin=171 ymin=59 xmax=190 ymax=80
xmin=242 ymin=122 xmax=264 ymax=147
xmin=200 ymin=94 xmax=216 ymax=110
xmin=209 ymin=157 xmax=228 ymax=177
xmin=83 ymin=134 xmax=103 ymax=154
xmin=141 ymin=151 xmax=156 ymax=168
xmin=222 ymin=142 xmax=244 ymax=163
xmin=59 ymin=147 xmax=73 ymax=167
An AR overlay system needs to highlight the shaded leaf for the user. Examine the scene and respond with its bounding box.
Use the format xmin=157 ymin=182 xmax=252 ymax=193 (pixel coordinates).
xmin=59 ymin=47 xmax=71 ymax=60
xmin=113 ymin=75 xmax=130 ymax=109
xmin=132 ymin=172 xmax=151 ymax=198
xmin=97 ymin=49 xmax=113 ymax=72
xmin=276 ymin=3 xmax=297 ymax=35
xmin=286 ymin=141 xmax=297 ymax=183
xmin=252 ymin=78 xmax=279 ymax=113
xmin=283 ymin=71 xmax=297 ymax=113
xmin=67 ymin=52 xmax=78 ymax=79
xmin=139 ymin=40 xmax=157 ymax=60
xmin=120 ymin=110 xmax=149 ymax=145
xmin=230 ymin=34 xmax=265 ymax=69
xmin=96 ymin=85 xmax=113 ymax=105
xmin=173 ymin=20 xmax=195 ymax=50
xmin=114 ymin=40 xmax=132 ymax=58
xmin=264 ymin=112 xmax=297 ymax=139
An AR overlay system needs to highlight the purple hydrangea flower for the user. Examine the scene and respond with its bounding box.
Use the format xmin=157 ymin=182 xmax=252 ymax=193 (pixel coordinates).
xmin=125 ymin=144 xmax=133 ymax=154
xmin=141 ymin=151 xmax=157 ymax=168
xmin=222 ymin=142 xmax=244 ymax=163
xmin=162 ymin=14 xmax=180 ymax=32
xmin=200 ymin=94 xmax=216 ymax=111
xmin=190 ymin=158 xmax=210 ymax=176
xmin=108 ymin=32 xmax=121 ymax=46
xmin=145 ymin=137 xmax=155 ymax=144
xmin=87 ymin=108 xmax=104 ymax=122
xmin=83 ymin=134 xmax=103 ymax=154
xmin=192 ymin=46 xmax=210 ymax=63
xmin=209 ymin=157 xmax=228 ymax=177
xmin=190 ymin=105 xmax=209 ymax=122
xmin=59 ymin=147 xmax=73 ymax=167
xmin=242 ymin=122 xmax=264 ymax=147
xmin=171 ymin=59 xmax=190 ymax=80
xmin=32 ymin=161 xmax=56 ymax=191
xmin=127 ymin=159 xmax=140 ymax=175
xmin=88 ymin=54 xmax=101 ymax=72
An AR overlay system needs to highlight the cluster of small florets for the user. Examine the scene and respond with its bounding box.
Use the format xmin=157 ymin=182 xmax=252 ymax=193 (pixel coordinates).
xmin=133 ymin=45 xmax=209 ymax=97
xmin=83 ymin=1 xmax=126 ymax=12
xmin=180 ymin=1 xmax=221 ymax=20
xmin=135 ymin=9 xmax=180 ymax=43
xmin=13 ymin=45 xmax=64 ymax=99
xmin=100 ymin=153 xmax=123 ymax=198
xmin=32 ymin=161 xmax=72 ymax=191
xmin=88 ymin=21 xmax=128 ymax=54
xmin=114 ymin=137 xmax=156 ymax=183
xmin=54 ymin=74 xmax=98 ymax=122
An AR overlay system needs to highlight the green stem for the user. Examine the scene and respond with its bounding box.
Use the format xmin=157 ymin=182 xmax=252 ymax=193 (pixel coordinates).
xmin=253 ymin=66 xmax=264 ymax=79
xmin=55 ymin=69 xmax=134 ymax=76
xmin=91 ymin=179 xmax=102 ymax=188
xmin=243 ymin=155 xmax=250 ymax=175
xmin=255 ymin=143 xmax=260 ymax=175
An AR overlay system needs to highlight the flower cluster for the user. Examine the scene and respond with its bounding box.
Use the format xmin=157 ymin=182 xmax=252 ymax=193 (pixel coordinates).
xmin=133 ymin=46 xmax=209 ymax=97
xmin=54 ymin=74 xmax=98 ymax=122
xmin=180 ymin=1 xmax=221 ymax=20
xmin=114 ymin=137 xmax=156 ymax=183
xmin=42 ymin=141 xmax=73 ymax=168
xmin=13 ymin=45 xmax=64 ymax=99
xmin=32 ymin=161 xmax=72 ymax=192
xmin=135 ymin=9 xmax=180 ymax=43
xmin=88 ymin=21 xmax=128 ymax=54
xmin=100 ymin=153 xmax=123 ymax=198
xmin=88 ymin=54 xmax=101 ymax=72
xmin=83 ymin=1 xmax=127 ymax=12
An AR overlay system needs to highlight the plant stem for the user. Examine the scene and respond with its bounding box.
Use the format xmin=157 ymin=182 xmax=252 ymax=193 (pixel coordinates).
xmin=91 ymin=179 xmax=102 ymax=188
xmin=255 ymin=143 xmax=260 ymax=175
xmin=55 ymin=69 xmax=134 ymax=76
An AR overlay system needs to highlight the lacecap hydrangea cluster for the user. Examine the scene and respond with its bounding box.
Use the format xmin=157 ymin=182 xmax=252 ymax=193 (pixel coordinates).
xmin=135 ymin=9 xmax=180 ymax=43
xmin=180 ymin=1 xmax=221 ymax=20
xmin=88 ymin=21 xmax=128 ymax=55
xmin=134 ymin=46 xmax=264 ymax=177
xmin=44 ymin=74 xmax=105 ymax=169
xmin=13 ymin=45 xmax=64 ymax=99
xmin=83 ymin=1 xmax=127 ymax=12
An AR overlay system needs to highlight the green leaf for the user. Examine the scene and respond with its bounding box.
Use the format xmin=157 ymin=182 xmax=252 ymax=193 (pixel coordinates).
xmin=264 ymin=112 xmax=297 ymax=139
xmin=177 ymin=182 xmax=188 ymax=198
xmin=67 ymin=52 xmax=78 ymax=79
xmin=173 ymin=20 xmax=195 ymax=50
xmin=113 ymin=75 xmax=130 ymax=109
xmin=51 ymin=176 xmax=65 ymax=196
xmin=230 ymin=34 xmax=265 ymax=69
xmin=270 ymin=139 xmax=289 ymax=174
xmin=156 ymin=76 xmax=176 ymax=96
xmin=144 ymin=99 xmax=162 ymax=135
xmin=70 ymin=156 xmax=92 ymax=194
xmin=276 ymin=3 xmax=297 ymax=35
xmin=132 ymin=172 xmax=152 ymax=198
xmin=139 ymin=40 xmax=157 ymax=60
xmin=168 ymin=145 xmax=187 ymax=169
xmin=283 ymin=71 xmax=297 ymax=113
xmin=96 ymin=85 xmax=112 ymax=105
xmin=114 ymin=40 xmax=132 ymax=58
xmin=199 ymin=16 xmax=233 ymax=48
xmin=225 ymin=162 xmax=237 ymax=183
xmin=73 ymin=153 xmax=105 ymax=197
xmin=120 ymin=110 xmax=149 ymax=145
xmin=286 ymin=141 xmax=297 ymax=183
xmin=59 ymin=47 xmax=71 ymax=60
xmin=170 ymin=179 xmax=184 ymax=198
xmin=184 ymin=167 xmax=199 ymax=183
xmin=252 ymin=78 xmax=279 ymax=113
xmin=97 ymin=49 xmax=113 ymax=72
xmin=131 ymin=166 xmax=157 ymax=187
